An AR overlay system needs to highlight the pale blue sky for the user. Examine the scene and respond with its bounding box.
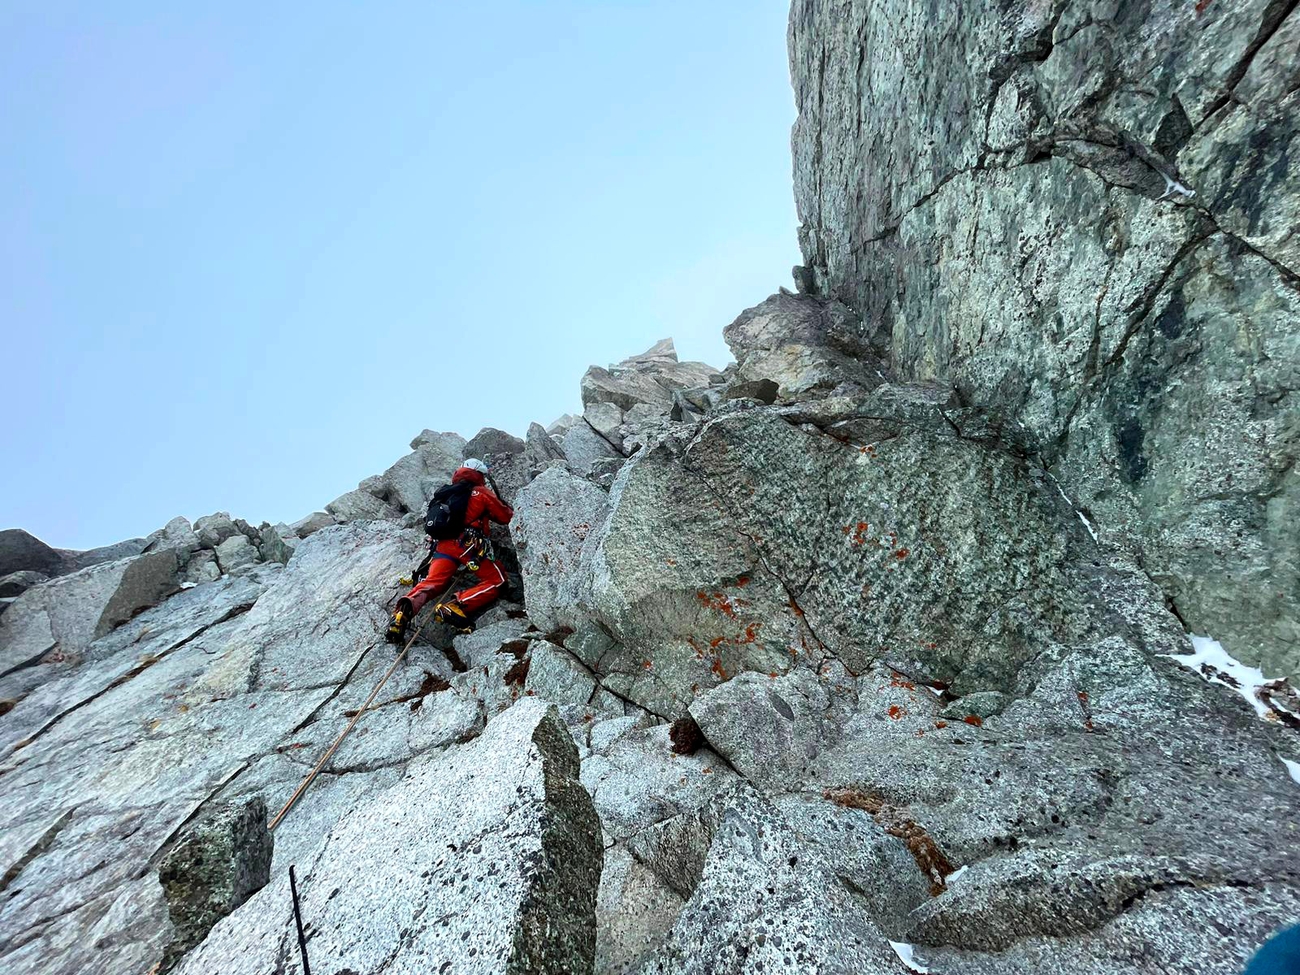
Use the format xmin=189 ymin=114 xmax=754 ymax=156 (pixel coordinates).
xmin=2 ymin=1 xmax=800 ymax=549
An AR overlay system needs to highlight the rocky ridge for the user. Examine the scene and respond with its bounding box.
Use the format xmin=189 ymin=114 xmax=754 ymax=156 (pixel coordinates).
xmin=2 ymin=4 xmax=1299 ymax=973
xmin=3 ymin=325 xmax=1297 ymax=975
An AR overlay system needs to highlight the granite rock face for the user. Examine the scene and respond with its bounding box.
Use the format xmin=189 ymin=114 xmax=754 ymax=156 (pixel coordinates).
xmin=789 ymin=0 xmax=1300 ymax=679
xmin=0 ymin=524 xmax=429 ymax=975
xmin=4 ymin=7 xmax=1300 ymax=969
xmin=173 ymin=700 xmax=602 ymax=975
xmin=511 ymin=466 xmax=610 ymax=632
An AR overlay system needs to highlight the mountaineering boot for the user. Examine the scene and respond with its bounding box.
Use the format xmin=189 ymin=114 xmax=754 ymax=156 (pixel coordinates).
xmin=385 ymin=609 xmax=407 ymax=644
xmin=432 ymin=600 xmax=472 ymax=631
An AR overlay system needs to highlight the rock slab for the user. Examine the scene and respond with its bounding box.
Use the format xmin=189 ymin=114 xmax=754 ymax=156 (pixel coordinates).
xmin=174 ymin=699 xmax=602 ymax=975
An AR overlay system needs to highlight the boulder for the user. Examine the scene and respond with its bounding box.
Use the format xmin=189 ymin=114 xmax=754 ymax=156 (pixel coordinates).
xmin=668 ymin=406 xmax=1102 ymax=693
xmin=144 ymin=517 xmax=201 ymax=560
xmin=0 ymin=550 xmax=181 ymax=679
xmin=687 ymin=667 xmax=859 ymax=792
xmin=722 ymin=291 xmax=882 ymax=402
xmin=582 ymin=366 xmax=675 ymax=412
xmin=378 ymin=432 xmax=466 ymax=514
xmin=255 ymin=524 xmax=296 ymax=566
xmin=213 ymin=535 xmax=259 ymax=574
xmin=157 ymin=798 xmax=272 ymax=970
xmin=61 ymin=537 xmax=150 ymax=572
xmin=378 ymin=449 xmax=453 ymax=514
xmin=525 ymin=420 xmax=569 ymax=469
xmin=580 ymin=339 xmax=720 ymax=412
xmin=410 ymin=428 xmax=468 ymax=454
xmin=577 ymin=436 xmax=809 ymax=715
xmin=181 ymin=550 xmax=220 ymax=586
xmin=562 ymin=421 xmax=622 ymax=476
xmin=324 ymin=489 xmax=400 ymax=523
xmin=465 ymin=426 xmax=525 ymax=459
xmin=174 ymin=701 xmax=603 ymax=975
xmin=640 ymin=786 xmax=901 ymax=974
xmin=0 ymin=529 xmax=66 ymax=577
xmin=547 ymin=413 xmax=580 ymax=438
xmin=193 ymin=513 xmax=240 ymax=550
xmin=289 ymin=511 xmax=335 ymax=538
xmin=511 ymin=466 xmax=610 ymax=631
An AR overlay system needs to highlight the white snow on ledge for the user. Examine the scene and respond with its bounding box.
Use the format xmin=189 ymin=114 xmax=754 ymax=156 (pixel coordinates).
xmin=1282 ymin=758 xmax=1300 ymax=787
xmin=1167 ymin=635 xmax=1300 ymax=726
xmin=889 ymin=941 xmax=930 ymax=973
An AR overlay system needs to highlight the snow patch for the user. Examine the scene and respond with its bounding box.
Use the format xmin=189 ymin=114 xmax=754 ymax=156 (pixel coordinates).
xmin=1048 ymin=475 xmax=1099 ymax=542
xmin=890 ymin=941 xmax=930 ymax=973
xmin=1159 ymin=172 xmax=1196 ymax=200
xmin=1167 ymin=634 xmax=1299 ymax=725
xmin=1077 ymin=511 xmax=1099 ymax=543
xmin=1282 ymin=758 xmax=1300 ymax=787
xmin=946 ymin=864 xmax=968 ymax=883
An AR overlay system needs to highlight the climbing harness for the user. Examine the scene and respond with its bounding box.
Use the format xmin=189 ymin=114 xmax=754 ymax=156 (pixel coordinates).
xmin=268 ymin=608 xmax=426 ymax=832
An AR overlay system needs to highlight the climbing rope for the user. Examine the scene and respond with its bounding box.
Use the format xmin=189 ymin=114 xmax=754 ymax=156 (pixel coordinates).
xmin=268 ymin=609 xmax=425 ymax=832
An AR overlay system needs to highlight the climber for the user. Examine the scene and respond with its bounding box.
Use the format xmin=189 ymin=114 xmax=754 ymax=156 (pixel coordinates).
xmin=385 ymin=458 xmax=513 ymax=642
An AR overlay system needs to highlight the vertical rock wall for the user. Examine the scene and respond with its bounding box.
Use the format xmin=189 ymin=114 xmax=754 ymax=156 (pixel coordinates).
xmin=789 ymin=0 xmax=1300 ymax=676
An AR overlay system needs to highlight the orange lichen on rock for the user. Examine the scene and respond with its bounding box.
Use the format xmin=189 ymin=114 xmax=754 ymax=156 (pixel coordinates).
xmin=887 ymin=704 xmax=906 ymax=719
xmin=962 ymin=714 xmax=983 ymax=727
xmin=697 ymin=590 xmax=739 ymax=618
xmin=824 ymin=787 xmax=954 ymax=895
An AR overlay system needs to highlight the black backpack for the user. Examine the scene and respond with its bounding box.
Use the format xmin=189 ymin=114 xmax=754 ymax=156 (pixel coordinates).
xmin=424 ymin=482 xmax=473 ymax=540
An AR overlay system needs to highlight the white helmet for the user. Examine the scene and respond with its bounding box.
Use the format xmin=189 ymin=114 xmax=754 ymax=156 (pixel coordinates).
xmin=462 ymin=458 xmax=490 ymax=473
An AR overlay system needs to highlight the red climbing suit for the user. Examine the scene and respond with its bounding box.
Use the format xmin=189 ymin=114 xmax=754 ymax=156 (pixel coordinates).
xmin=402 ymin=466 xmax=514 ymax=615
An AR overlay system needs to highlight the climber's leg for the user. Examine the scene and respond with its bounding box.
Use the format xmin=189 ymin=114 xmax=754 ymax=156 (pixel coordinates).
xmin=404 ymin=545 xmax=461 ymax=613
xmin=454 ymin=558 xmax=507 ymax=613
